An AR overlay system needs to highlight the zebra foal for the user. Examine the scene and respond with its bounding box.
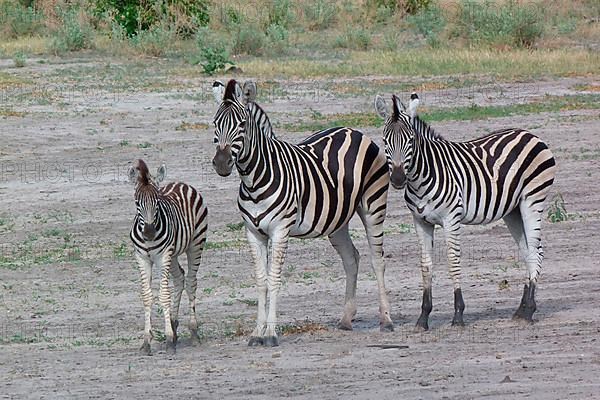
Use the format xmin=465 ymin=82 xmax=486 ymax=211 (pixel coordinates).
xmin=129 ymin=159 xmax=208 ymax=355
xmin=212 ymin=80 xmax=394 ymax=346
xmin=375 ymin=94 xmax=556 ymax=329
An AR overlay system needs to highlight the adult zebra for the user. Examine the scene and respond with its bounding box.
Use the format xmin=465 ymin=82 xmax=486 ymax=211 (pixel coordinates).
xmin=212 ymin=80 xmax=393 ymax=346
xmin=129 ymin=159 xmax=208 ymax=355
xmin=374 ymin=94 xmax=556 ymax=329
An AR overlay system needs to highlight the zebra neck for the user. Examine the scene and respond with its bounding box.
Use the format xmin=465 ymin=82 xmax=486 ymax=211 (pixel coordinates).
xmin=405 ymin=135 xmax=429 ymax=186
xmin=236 ymin=129 xmax=277 ymax=190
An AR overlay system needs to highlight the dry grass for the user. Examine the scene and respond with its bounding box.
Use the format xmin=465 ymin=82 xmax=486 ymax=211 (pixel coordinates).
xmin=0 ymin=36 xmax=51 ymax=55
xmin=239 ymin=48 xmax=600 ymax=79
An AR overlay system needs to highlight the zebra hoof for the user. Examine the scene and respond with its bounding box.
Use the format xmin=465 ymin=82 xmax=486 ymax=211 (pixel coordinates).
xmin=451 ymin=319 xmax=465 ymax=327
xmin=380 ymin=321 xmax=394 ymax=332
xmin=263 ymin=336 xmax=279 ymax=347
xmin=337 ymin=320 xmax=353 ymax=331
xmin=415 ymin=318 xmax=429 ymax=331
xmin=248 ymin=336 xmax=264 ymax=347
xmin=512 ymin=309 xmax=535 ymax=323
xmin=140 ymin=342 xmax=152 ymax=356
xmin=189 ymin=329 xmax=201 ymax=345
xmin=165 ymin=340 xmax=176 ymax=356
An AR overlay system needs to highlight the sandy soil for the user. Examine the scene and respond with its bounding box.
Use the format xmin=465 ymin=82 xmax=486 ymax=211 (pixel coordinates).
xmin=1 ymin=58 xmax=599 ymax=399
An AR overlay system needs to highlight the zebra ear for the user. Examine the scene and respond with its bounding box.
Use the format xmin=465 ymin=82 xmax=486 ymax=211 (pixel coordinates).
xmin=156 ymin=164 xmax=167 ymax=183
xmin=407 ymin=92 xmax=420 ymax=119
xmin=374 ymin=95 xmax=388 ymax=118
xmin=241 ymin=81 xmax=257 ymax=104
xmin=212 ymin=81 xmax=225 ymax=103
xmin=128 ymin=165 xmax=139 ymax=184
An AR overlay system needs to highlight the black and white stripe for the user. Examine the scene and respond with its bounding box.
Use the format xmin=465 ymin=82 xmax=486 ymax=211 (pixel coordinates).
xmin=375 ymin=93 xmax=556 ymax=329
xmin=129 ymin=159 xmax=208 ymax=355
xmin=212 ymin=80 xmax=393 ymax=346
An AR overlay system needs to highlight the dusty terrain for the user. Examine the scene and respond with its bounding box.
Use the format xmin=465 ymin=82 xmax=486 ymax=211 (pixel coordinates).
xmin=0 ymin=58 xmax=599 ymax=399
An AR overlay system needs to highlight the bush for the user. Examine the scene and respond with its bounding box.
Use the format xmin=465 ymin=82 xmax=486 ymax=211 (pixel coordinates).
xmin=94 ymin=0 xmax=209 ymax=37
xmin=50 ymin=8 xmax=95 ymax=54
xmin=268 ymin=0 xmax=295 ymax=29
xmin=402 ymin=0 xmax=432 ymax=15
xmin=0 ymin=1 xmax=44 ymax=38
xmin=265 ymin=23 xmax=289 ymax=55
xmin=454 ymin=0 xmax=544 ymax=48
xmin=233 ymin=24 xmax=265 ymax=56
xmin=303 ymin=0 xmax=337 ymax=31
xmin=132 ymin=23 xmax=175 ymax=57
xmin=407 ymin=4 xmax=446 ymax=47
xmin=13 ymin=50 xmax=26 ymax=67
xmin=195 ymin=27 xmax=233 ymax=75
xmin=334 ymin=28 xmax=372 ymax=50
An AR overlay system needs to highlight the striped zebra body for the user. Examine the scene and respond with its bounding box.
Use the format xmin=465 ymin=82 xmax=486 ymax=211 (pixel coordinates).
xmin=375 ymin=94 xmax=556 ymax=328
xmin=129 ymin=159 xmax=208 ymax=355
xmin=213 ymin=80 xmax=393 ymax=346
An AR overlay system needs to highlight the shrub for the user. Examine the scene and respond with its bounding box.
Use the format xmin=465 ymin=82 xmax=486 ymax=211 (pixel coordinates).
xmin=195 ymin=27 xmax=233 ymax=75
xmin=334 ymin=28 xmax=372 ymax=50
xmin=233 ymin=24 xmax=265 ymax=56
xmin=132 ymin=23 xmax=175 ymax=57
xmin=265 ymin=23 xmax=289 ymax=55
xmin=402 ymin=0 xmax=432 ymax=15
xmin=50 ymin=8 xmax=95 ymax=54
xmin=12 ymin=51 xmax=26 ymax=67
xmin=406 ymin=4 xmax=446 ymax=47
xmin=303 ymin=0 xmax=337 ymax=31
xmin=547 ymin=192 xmax=569 ymax=223
xmin=94 ymin=0 xmax=209 ymax=37
xmin=453 ymin=0 xmax=544 ymax=48
xmin=0 ymin=1 xmax=44 ymax=38
xmin=268 ymin=0 xmax=295 ymax=29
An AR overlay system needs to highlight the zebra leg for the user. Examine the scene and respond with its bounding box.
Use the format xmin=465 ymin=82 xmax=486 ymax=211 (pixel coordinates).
xmin=170 ymin=258 xmax=185 ymax=345
xmin=512 ymin=203 xmax=544 ymax=322
xmin=135 ymin=252 xmax=153 ymax=355
xmin=414 ymin=216 xmax=435 ymax=331
xmin=443 ymin=221 xmax=464 ymax=327
xmin=264 ymin=232 xmax=289 ymax=347
xmin=357 ymin=208 xmax=394 ymax=332
xmin=158 ymin=253 xmax=176 ymax=355
xmin=246 ymin=230 xmax=269 ymax=347
xmin=185 ymin=247 xmax=203 ymax=343
xmin=328 ymin=224 xmax=359 ymax=331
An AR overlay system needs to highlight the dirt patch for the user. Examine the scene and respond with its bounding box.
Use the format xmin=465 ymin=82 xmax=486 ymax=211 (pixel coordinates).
xmin=1 ymin=59 xmax=599 ymax=399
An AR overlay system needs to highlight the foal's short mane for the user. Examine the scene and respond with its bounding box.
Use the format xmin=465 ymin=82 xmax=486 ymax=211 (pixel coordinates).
xmin=134 ymin=159 xmax=150 ymax=185
xmin=412 ymin=115 xmax=444 ymax=140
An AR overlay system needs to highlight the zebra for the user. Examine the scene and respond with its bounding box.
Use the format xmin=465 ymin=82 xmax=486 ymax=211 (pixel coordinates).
xmin=212 ymin=79 xmax=394 ymax=346
xmin=374 ymin=93 xmax=556 ymax=330
xmin=129 ymin=159 xmax=208 ymax=355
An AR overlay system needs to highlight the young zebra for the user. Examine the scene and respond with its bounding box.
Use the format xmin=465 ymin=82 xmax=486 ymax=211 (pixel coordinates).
xmin=212 ymin=80 xmax=393 ymax=346
xmin=129 ymin=159 xmax=208 ymax=355
xmin=374 ymin=94 xmax=556 ymax=329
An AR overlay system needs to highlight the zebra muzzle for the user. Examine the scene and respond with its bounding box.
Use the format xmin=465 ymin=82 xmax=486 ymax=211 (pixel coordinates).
xmin=390 ymin=165 xmax=406 ymax=190
xmin=142 ymin=224 xmax=156 ymax=241
xmin=213 ymin=146 xmax=234 ymax=177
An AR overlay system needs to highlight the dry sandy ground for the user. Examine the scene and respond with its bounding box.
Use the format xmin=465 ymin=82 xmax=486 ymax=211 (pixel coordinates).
xmin=0 ymin=58 xmax=599 ymax=399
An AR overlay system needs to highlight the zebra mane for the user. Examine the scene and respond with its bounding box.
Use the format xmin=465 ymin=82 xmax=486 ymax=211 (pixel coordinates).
xmin=246 ymin=102 xmax=275 ymax=139
xmin=412 ymin=115 xmax=444 ymax=140
xmin=224 ymin=79 xmax=239 ymax=101
xmin=134 ymin=159 xmax=151 ymax=185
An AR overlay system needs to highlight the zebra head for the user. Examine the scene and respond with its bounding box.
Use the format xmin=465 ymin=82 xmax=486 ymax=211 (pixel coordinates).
xmin=212 ymin=79 xmax=257 ymax=177
xmin=374 ymin=93 xmax=420 ymax=190
xmin=128 ymin=159 xmax=166 ymax=241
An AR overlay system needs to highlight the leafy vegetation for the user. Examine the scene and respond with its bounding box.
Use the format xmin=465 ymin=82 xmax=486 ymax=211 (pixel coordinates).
xmin=547 ymin=192 xmax=570 ymax=223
